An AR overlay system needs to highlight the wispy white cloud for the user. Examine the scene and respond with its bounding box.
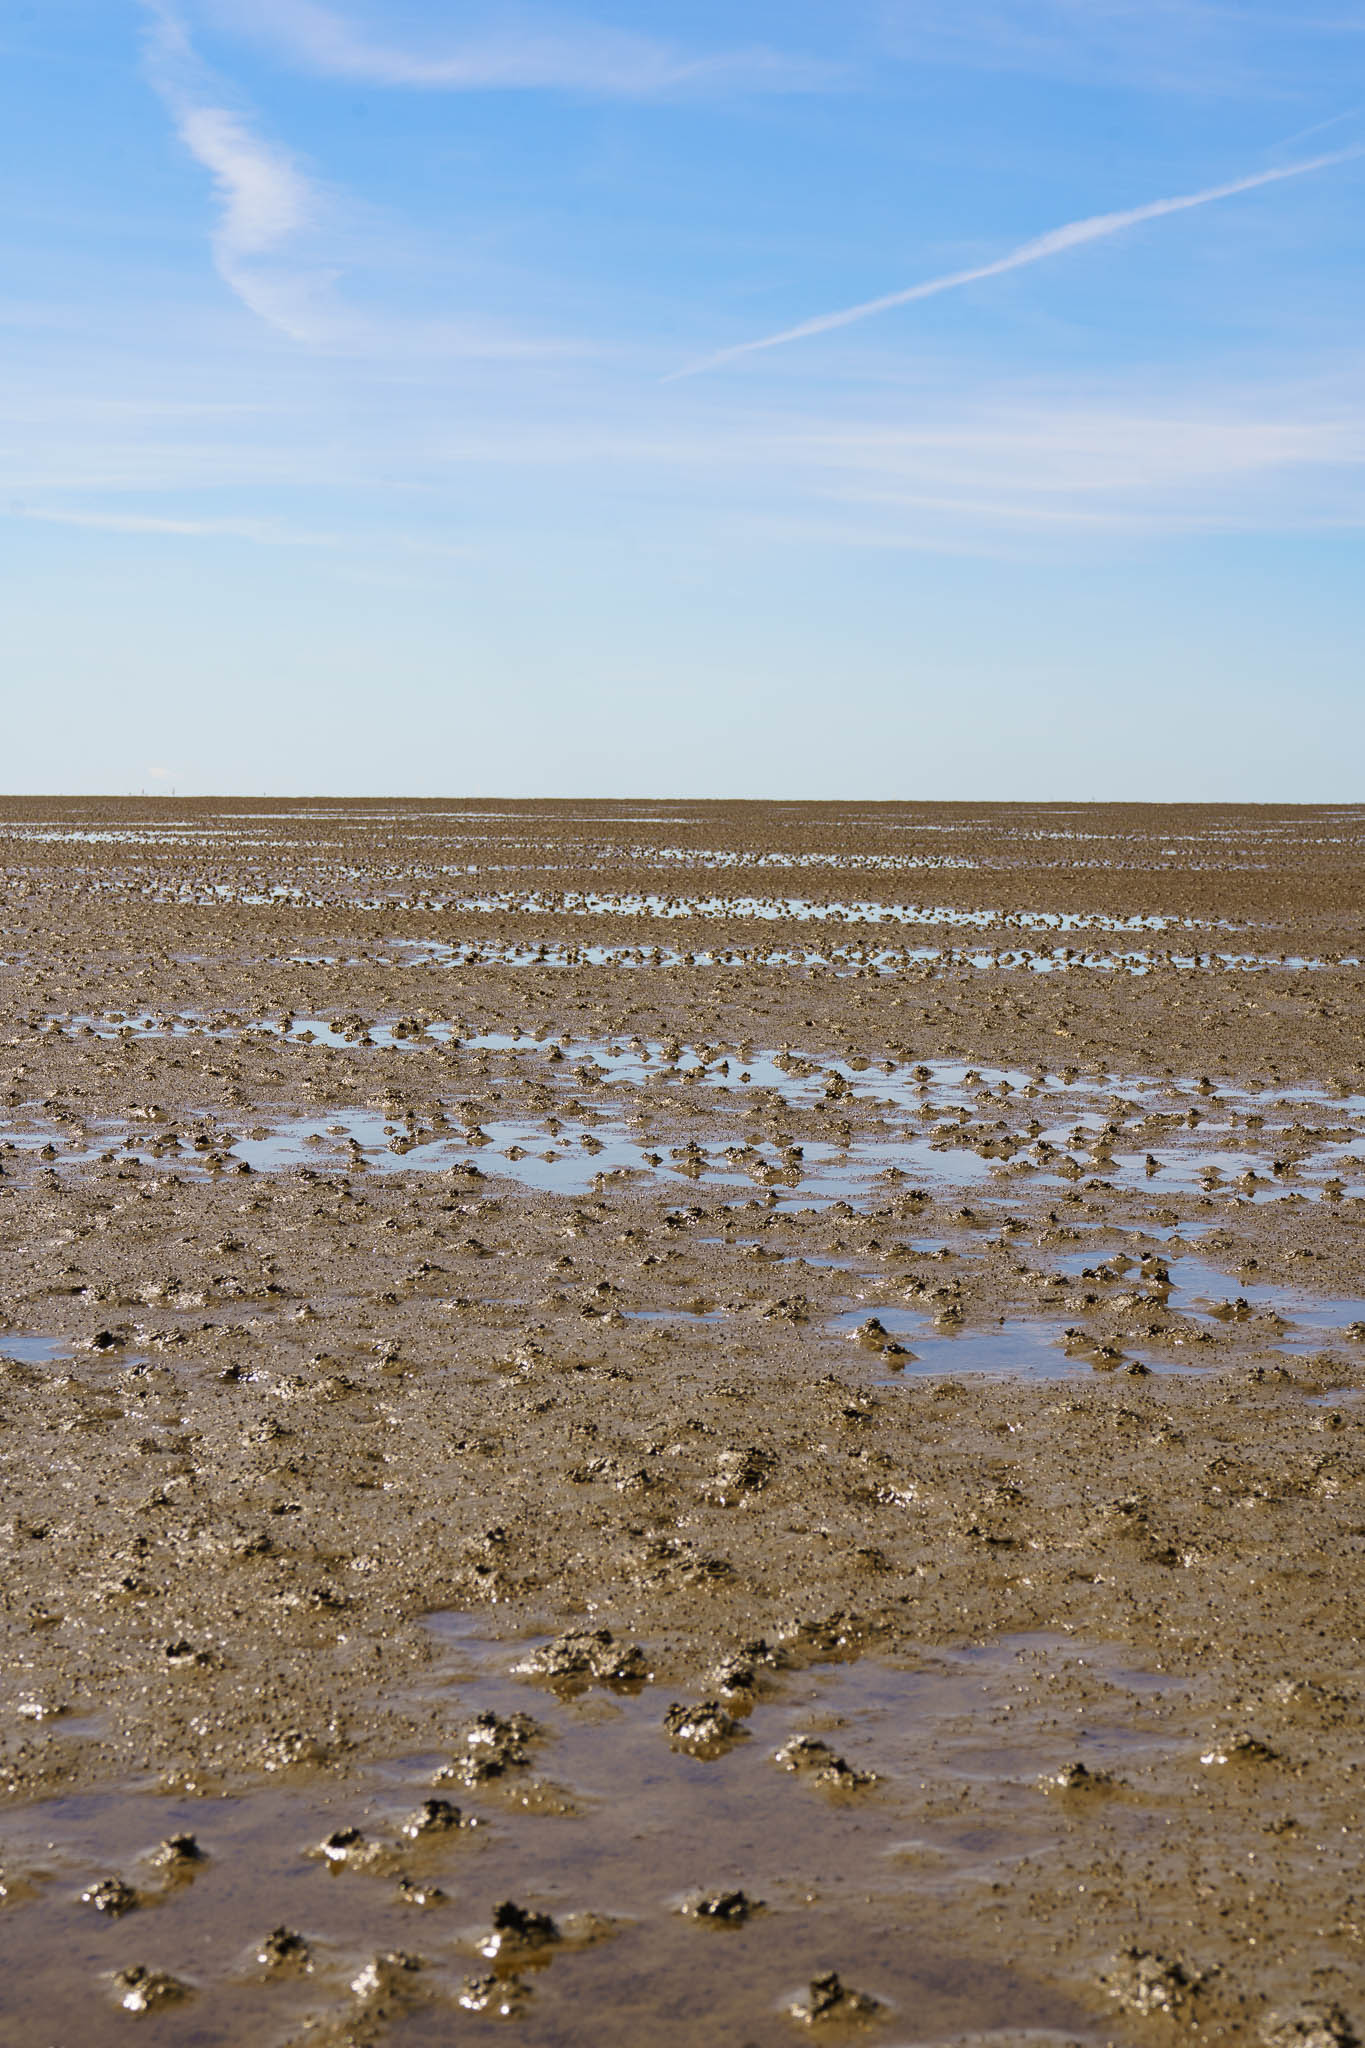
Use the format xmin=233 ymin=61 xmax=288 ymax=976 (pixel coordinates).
xmin=671 ymin=147 xmax=1361 ymax=378
xmin=8 ymin=356 xmax=1364 ymax=536
xmin=1269 ymin=102 xmax=1365 ymax=150
xmin=13 ymin=506 xmax=341 ymax=544
xmin=876 ymin=0 xmax=1365 ymax=96
xmin=139 ymin=3 xmax=606 ymax=352
xmin=141 ymin=0 xmax=335 ymax=339
xmin=173 ymin=107 xmax=330 ymax=337
xmin=176 ymin=107 xmax=312 ymax=258
xmin=10 ymin=504 xmax=478 ymax=559
xmin=789 ymin=406 xmax=1365 ymax=512
xmin=415 ymin=394 xmax=1365 ymax=517
xmin=208 ymin=0 xmax=832 ymax=97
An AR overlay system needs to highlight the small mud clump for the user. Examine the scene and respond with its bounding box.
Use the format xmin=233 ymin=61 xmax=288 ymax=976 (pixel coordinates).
xmin=256 ymin=1925 xmax=311 ymax=1971
xmin=682 ymin=1888 xmax=763 ymax=1925
xmin=318 ymin=1825 xmax=365 ymax=1862
xmin=351 ymin=1950 xmax=423 ymax=2003
xmin=789 ymin=1970 xmax=885 ymax=2023
xmin=1263 ymin=2010 xmax=1360 ymax=2048
xmin=1101 ymin=1948 xmax=1203 ymax=2016
xmin=481 ymin=1900 xmax=561 ymax=1957
xmin=663 ymin=1699 xmax=745 ymax=1756
xmin=514 ymin=1629 xmax=648 ymax=1687
xmin=400 ymin=1796 xmax=463 ymax=1837
xmin=150 ymin=1833 xmax=204 ymax=1871
xmin=112 ymin=1965 xmax=190 ymax=2012
xmin=1201 ymin=1730 xmax=1280 ymax=1767
xmin=81 ymin=1876 xmax=138 ymax=1916
xmin=460 ymin=1972 xmax=530 ymax=2015
xmin=775 ymin=1735 xmax=876 ymax=1790
xmin=1041 ymin=1761 xmax=1120 ymax=1794
xmin=709 ymin=1445 xmax=777 ymax=1501
xmin=443 ymin=1709 xmax=538 ymax=1783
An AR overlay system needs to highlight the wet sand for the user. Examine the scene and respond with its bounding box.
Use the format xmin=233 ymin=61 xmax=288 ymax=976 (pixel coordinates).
xmin=0 ymin=801 xmax=1361 ymax=2047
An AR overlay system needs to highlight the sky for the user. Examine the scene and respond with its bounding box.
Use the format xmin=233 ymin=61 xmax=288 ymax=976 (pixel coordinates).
xmin=2 ymin=0 xmax=1363 ymax=799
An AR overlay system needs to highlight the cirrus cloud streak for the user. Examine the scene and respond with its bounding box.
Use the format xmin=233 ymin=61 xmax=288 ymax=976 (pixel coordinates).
xmin=205 ymin=0 xmax=833 ymax=98
xmin=670 ymin=146 xmax=1362 ymax=379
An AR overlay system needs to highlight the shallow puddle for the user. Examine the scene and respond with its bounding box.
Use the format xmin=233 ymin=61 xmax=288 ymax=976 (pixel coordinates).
xmin=0 ymin=1333 xmax=74 ymax=1366
xmin=830 ymin=1309 xmax=1086 ymax=1379
xmin=226 ymin=1107 xmax=1000 ymax=1204
xmin=402 ymin=890 xmax=1215 ymax=931
xmin=0 ymin=1621 xmax=1184 ymax=2046
xmin=1048 ymin=1250 xmax=1365 ymax=1352
xmin=13 ymin=1031 xmax=1365 ymax=1215
xmin=827 ymin=1308 xmax=1208 ymax=1382
xmin=1165 ymin=1258 xmax=1365 ymax=1340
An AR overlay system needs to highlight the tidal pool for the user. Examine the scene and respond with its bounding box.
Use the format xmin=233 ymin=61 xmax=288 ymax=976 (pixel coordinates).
xmin=0 ymin=1620 xmax=1184 ymax=2047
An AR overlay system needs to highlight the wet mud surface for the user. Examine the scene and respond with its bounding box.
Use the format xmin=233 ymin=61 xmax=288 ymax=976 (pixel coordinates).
xmin=1 ymin=800 xmax=1363 ymax=2046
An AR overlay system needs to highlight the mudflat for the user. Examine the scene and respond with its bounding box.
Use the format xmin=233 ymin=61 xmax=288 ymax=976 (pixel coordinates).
xmin=0 ymin=800 xmax=1361 ymax=2048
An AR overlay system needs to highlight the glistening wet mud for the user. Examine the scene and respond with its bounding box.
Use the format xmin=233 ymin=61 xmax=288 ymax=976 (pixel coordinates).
xmin=2 ymin=799 xmax=1364 ymax=2046
xmin=0 ymin=1621 xmax=1262 ymax=2046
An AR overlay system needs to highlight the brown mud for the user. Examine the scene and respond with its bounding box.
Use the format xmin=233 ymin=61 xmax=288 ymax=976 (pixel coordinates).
xmin=0 ymin=800 xmax=1362 ymax=2047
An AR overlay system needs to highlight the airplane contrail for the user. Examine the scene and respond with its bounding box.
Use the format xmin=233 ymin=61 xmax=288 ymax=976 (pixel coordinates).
xmin=666 ymin=147 xmax=1361 ymax=381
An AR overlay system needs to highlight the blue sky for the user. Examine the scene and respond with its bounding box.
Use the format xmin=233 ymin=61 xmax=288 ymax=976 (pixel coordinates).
xmin=3 ymin=1 xmax=1363 ymax=798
